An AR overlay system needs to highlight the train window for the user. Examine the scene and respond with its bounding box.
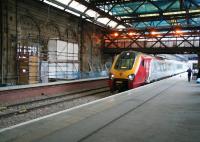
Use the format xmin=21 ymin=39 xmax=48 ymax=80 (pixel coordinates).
xmin=114 ymin=52 xmax=136 ymax=70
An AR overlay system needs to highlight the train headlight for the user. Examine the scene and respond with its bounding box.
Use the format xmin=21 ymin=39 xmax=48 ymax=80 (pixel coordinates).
xmin=109 ymin=73 xmax=115 ymax=80
xmin=128 ymin=74 xmax=135 ymax=81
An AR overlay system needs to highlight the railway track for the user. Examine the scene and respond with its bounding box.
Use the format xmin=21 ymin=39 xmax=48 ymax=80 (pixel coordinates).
xmin=0 ymin=86 xmax=110 ymax=119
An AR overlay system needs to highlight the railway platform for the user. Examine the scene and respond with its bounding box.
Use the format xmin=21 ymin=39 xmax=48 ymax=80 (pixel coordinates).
xmin=0 ymin=77 xmax=108 ymax=105
xmin=1 ymin=73 xmax=200 ymax=142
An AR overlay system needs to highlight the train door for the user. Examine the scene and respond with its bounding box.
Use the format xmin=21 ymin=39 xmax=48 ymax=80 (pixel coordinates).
xmin=144 ymin=58 xmax=151 ymax=83
xmin=139 ymin=57 xmax=146 ymax=84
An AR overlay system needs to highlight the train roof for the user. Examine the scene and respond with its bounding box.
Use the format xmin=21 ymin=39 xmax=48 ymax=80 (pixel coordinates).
xmin=119 ymin=50 xmax=155 ymax=59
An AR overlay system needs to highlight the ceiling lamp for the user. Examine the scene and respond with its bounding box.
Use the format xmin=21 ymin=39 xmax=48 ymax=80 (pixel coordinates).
xmin=150 ymin=30 xmax=157 ymax=36
xmin=128 ymin=31 xmax=135 ymax=36
xmin=113 ymin=32 xmax=119 ymax=37
xmin=174 ymin=26 xmax=182 ymax=35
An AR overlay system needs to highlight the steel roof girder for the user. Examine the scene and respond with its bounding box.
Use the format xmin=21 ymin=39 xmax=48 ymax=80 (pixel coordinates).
xmin=181 ymin=35 xmax=196 ymax=47
xmin=126 ymin=32 xmax=146 ymax=48
xmin=121 ymin=11 xmax=200 ymax=22
xmin=149 ymin=30 xmax=171 ymax=48
xmin=177 ymin=36 xmax=190 ymax=47
xmin=102 ymin=47 xmax=200 ymax=54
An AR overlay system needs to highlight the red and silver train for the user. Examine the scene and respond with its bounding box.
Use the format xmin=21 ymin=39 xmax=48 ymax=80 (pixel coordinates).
xmin=109 ymin=51 xmax=187 ymax=92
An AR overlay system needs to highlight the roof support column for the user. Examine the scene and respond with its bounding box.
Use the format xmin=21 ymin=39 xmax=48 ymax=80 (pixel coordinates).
xmin=79 ymin=19 xmax=84 ymax=74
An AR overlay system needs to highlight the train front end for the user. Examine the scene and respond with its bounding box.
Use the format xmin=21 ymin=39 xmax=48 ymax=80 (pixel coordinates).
xmin=109 ymin=51 xmax=138 ymax=92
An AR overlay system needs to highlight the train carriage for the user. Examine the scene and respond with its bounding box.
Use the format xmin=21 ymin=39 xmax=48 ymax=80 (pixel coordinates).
xmin=109 ymin=51 xmax=187 ymax=92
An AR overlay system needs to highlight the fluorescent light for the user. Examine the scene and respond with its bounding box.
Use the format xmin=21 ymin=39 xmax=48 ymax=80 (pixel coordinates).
xmin=189 ymin=9 xmax=200 ymax=13
xmin=139 ymin=13 xmax=159 ymax=17
xmin=164 ymin=11 xmax=186 ymax=15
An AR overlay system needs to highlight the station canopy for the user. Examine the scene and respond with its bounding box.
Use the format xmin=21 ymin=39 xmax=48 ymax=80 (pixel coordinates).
xmin=40 ymin=0 xmax=200 ymax=30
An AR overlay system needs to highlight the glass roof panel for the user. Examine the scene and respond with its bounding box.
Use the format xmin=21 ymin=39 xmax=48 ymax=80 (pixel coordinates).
xmin=108 ymin=21 xmax=118 ymax=28
xmin=42 ymin=0 xmax=200 ymax=30
xmin=56 ymin=0 xmax=71 ymax=5
xmin=69 ymin=1 xmax=87 ymax=12
xmin=136 ymin=2 xmax=159 ymax=13
xmin=97 ymin=18 xmax=110 ymax=25
xmin=132 ymin=21 xmax=170 ymax=28
xmin=44 ymin=0 xmax=65 ymax=10
xmin=86 ymin=9 xmax=100 ymax=18
xmin=110 ymin=1 xmax=181 ymax=16
xmin=189 ymin=18 xmax=200 ymax=25
xmin=131 ymin=17 xmax=200 ymax=29
xmin=116 ymin=25 xmax=126 ymax=29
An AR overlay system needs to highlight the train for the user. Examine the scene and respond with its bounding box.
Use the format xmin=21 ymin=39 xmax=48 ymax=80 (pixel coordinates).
xmin=109 ymin=51 xmax=187 ymax=92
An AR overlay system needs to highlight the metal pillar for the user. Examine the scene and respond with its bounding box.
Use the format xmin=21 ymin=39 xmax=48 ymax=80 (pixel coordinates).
xmin=79 ymin=19 xmax=84 ymax=75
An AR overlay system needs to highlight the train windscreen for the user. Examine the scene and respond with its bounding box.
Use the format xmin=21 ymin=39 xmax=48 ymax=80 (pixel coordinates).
xmin=114 ymin=52 xmax=136 ymax=70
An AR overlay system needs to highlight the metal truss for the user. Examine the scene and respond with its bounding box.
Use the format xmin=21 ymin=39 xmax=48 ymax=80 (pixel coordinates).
xmin=90 ymin=0 xmax=200 ymax=9
xmin=40 ymin=0 xmax=200 ymax=29
xmin=90 ymin=0 xmax=200 ymax=28
xmin=102 ymin=26 xmax=200 ymax=54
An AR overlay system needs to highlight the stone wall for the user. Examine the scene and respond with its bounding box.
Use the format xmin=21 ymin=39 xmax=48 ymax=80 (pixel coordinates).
xmin=0 ymin=0 xmax=105 ymax=84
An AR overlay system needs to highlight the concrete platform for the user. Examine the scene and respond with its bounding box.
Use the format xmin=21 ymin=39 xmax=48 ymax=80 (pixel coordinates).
xmin=0 ymin=73 xmax=200 ymax=142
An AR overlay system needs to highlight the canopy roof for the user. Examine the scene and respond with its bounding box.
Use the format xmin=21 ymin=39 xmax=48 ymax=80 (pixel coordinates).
xmin=40 ymin=0 xmax=200 ymax=30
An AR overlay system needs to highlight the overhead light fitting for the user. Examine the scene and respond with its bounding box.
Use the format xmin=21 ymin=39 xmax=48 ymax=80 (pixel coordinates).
xmin=139 ymin=13 xmax=159 ymax=17
xmin=113 ymin=32 xmax=119 ymax=37
xmin=164 ymin=11 xmax=186 ymax=15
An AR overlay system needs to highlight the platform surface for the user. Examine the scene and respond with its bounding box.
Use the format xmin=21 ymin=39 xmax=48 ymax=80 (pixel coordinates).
xmin=0 ymin=73 xmax=200 ymax=142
